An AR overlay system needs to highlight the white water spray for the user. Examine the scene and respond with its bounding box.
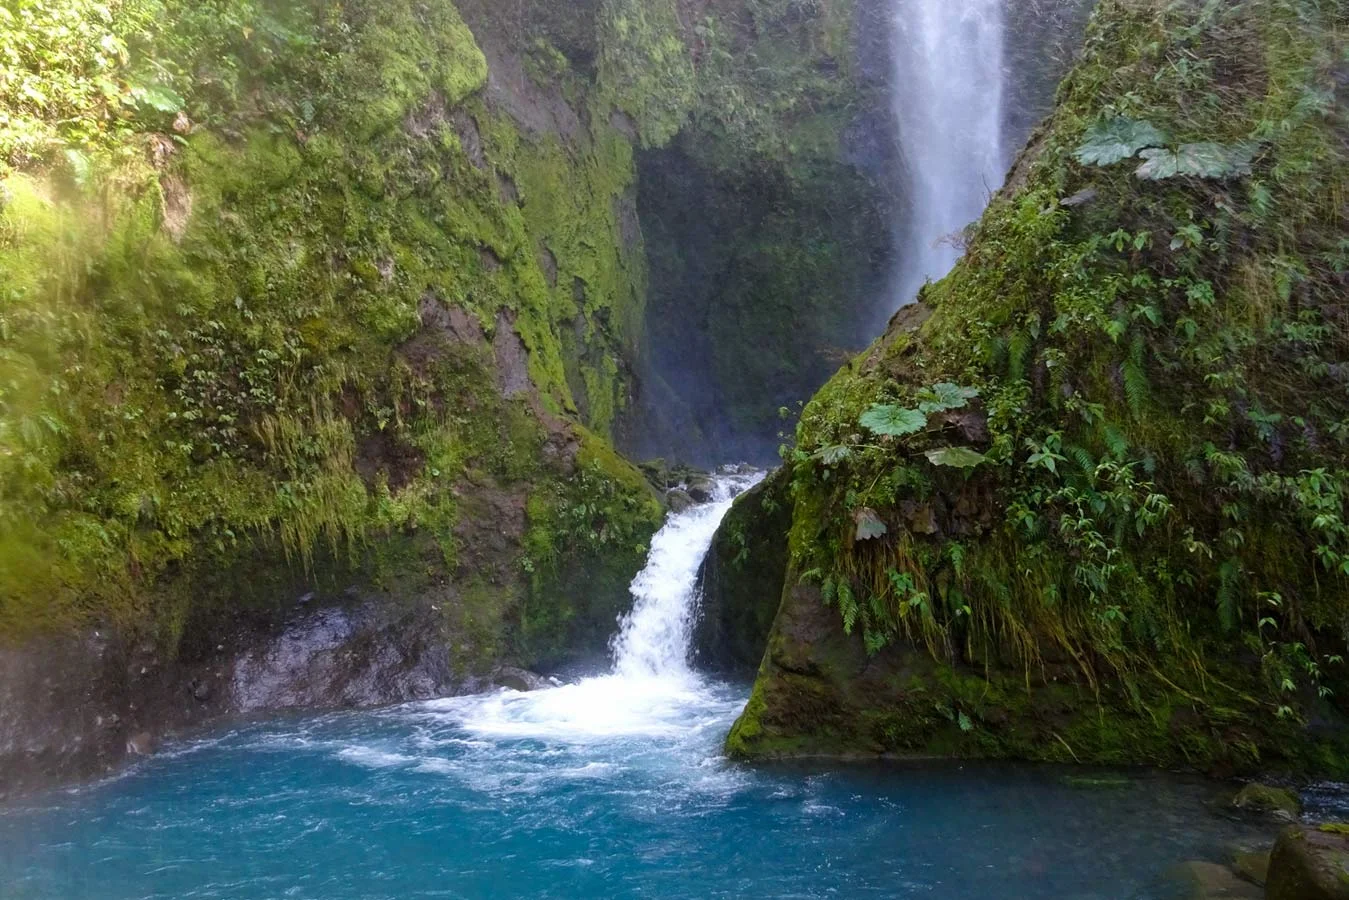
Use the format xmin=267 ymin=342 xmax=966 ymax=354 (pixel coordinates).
xmin=432 ymin=471 xmax=762 ymax=743
xmin=891 ymin=0 xmax=1007 ymax=306
xmin=611 ymin=473 xmax=760 ymax=679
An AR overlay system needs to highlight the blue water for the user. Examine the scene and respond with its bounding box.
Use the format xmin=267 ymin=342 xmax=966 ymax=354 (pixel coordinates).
xmin=0 ymin=677 xmax=1279 ymax=900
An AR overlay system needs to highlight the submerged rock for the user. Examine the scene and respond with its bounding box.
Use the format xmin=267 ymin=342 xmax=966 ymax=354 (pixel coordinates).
xmin=1266 ymin=825 xmax=1349 ymax=900
xmin=1231 ymin=849 xmax=1270 ymax=886
xmin=1167 ymin=861 xmax=1262 ymax=899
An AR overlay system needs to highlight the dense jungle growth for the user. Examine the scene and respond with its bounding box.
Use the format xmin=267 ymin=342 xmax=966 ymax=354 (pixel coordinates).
xmin=0 ymin=0 xmax=684 ymax=665
xmin=725 ymin=0 xmax=1349 ymax=775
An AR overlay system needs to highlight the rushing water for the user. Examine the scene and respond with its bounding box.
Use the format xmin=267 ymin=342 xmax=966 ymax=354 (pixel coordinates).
xmin=0 ymin=473 xmax=1286 ymax=899
xmin=891 ymin=0 xmax=1007 ymax=306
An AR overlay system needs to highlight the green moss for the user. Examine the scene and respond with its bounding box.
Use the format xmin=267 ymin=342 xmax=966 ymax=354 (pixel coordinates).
xmin=727 ymin=0 xmax=1349 ymax=775
xmin=596 ymin=0 xmax=696 ymax=147
xmin=0 ymin=0 xmax=660 ymax=669
xmin=517 ymin=429 xmax=664 ymax=665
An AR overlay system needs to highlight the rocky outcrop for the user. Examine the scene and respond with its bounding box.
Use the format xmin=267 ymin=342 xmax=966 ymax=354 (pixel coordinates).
xmin=694 ymin=468 xmax=791 ymax=674
xmin=0 ymin=597 xmax=470 ymax=795
xmin=1266 ymin=825 xmax=1349 ymax=900
xmin=718 ymin=0 xmax=1349 ymax=774
xmin=0 ymin=0 xmax=674 ymax=793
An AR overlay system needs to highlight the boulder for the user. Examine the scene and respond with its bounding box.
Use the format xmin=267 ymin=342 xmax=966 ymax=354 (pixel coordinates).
xmin=685 ymin=474 xmax=717 ymax=503
xmin=1231 ymin=782 xmax=1301 ymax=820
xmin=493 ymin=667 xmax=550 ymax=692
xmin=1266 ymin=824 xmax=1349 ymax=900
xmin=667 ymin=489 xmax=695 ymax=514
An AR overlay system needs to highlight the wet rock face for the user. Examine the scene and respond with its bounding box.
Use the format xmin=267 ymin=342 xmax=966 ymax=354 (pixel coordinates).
xmin=0 ymin=632 xmax=131 ymax=792
xmin=0 ymin=599 xmax=473 ymax=796
xmin=230 ymin=604 xmax=457 ymax=712
xmin=694 ymin=469 xmax=792 ymax=674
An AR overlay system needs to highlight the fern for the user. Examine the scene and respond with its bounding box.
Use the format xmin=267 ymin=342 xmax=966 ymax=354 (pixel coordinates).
xmin=1122 ymin=335 xmax=1150 ymax=418
xmin=1066 ymin=443 xmax=1096 ymax=474
xmin=1217 ymin=558 xmax=1241 ymax=631
xmin=838 ymin=580 xmax=858 ymax=634
xmin=1102 ymin=424 xmax=1130 ymax=460
xmin=1007 ymin=329 xmax=1032 ymax=381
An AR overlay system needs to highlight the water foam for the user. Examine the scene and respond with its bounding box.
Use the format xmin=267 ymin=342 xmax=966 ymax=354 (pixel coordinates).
xmin=421 ymin=470 xmax=761 ymax=749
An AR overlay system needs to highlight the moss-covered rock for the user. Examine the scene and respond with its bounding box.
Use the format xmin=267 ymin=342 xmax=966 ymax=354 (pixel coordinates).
xmin=0 ymin=0 xmax=662 ymax=669
xmin=694 ymin=467 xmax=792 ymax=673
xmin=1232 ymin=783 xmax=1302 ymax=820
xmin=1266 ymin=825 xmax=1349 ymax=900
xmin=725 ymin=0 xmax=1349 ymax=775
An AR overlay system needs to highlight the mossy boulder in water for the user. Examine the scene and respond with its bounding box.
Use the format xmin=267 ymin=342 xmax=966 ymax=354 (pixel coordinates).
xmin=1232 ymin=783 xmax=1302 ymax=821
xmin=694 ymin=468 xmax=792 ymax=674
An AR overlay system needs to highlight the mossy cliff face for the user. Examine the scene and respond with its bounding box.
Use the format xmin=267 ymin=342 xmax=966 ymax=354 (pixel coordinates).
xmin=0 ymin=0 xmax=665 ymax=761
xmin=725 ymin=0 xmax=1349 ymax=776
xmin=629 ymin=0 xmax=901 ymax=463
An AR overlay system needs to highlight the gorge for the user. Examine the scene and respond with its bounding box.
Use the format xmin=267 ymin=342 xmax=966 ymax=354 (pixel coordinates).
xmin=2 ymin=0 xmax=1348 ymax=896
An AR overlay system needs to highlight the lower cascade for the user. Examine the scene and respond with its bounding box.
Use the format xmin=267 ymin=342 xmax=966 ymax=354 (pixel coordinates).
xmin=446 ymin=469 xmax=763 ymax=742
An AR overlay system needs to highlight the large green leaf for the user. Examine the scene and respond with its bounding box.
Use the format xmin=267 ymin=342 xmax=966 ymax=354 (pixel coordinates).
xmin=134 ymin=84 xmax=185 ymax=114
xmin=1074 ymin=117 xmax=1168 ymax=166
xmin=1135 ymin=142 xmax=1256 ymax=180
xmin=859 ymin=404 xmax=927 ymax=437
xmin=863 ymin=407 xmax=928 ymax=437
xmin=853 ymin=507 xmax=888 ymax=541
xmin=814 ymin=444 xmax=852 ymax=466
xmin=924 ymin=447 xmax=987 ymax=468
xmin=918 ymin=382 xmax=980 ymax=414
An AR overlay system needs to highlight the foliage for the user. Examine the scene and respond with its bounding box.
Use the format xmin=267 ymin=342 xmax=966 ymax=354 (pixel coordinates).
xmin=1074 ymin=116 xmax=1169 ymax=166
xmin=752 ymin=0 xmax=1349 ymax=772
xmin=859 ymin=405 xmax=927 ymax=437
xmin=1134 ymin=142 xmax=1258 ymax=180
xmin=0 ymin=0 xmax=659 ymax=653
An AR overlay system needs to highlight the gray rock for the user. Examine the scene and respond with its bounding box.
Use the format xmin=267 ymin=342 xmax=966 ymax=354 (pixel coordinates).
xmin=685 ymin=475 xmax=716 ymax=503
xmin=126 ymin=732 xmax=155 ymax=756
xmin=667 ymin=489 xmax=695 ymax=514
xmin=492 ymin=667 xmax=550 ymax=692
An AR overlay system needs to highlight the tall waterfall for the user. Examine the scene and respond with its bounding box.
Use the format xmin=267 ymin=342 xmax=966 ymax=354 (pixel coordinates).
xmin=891 ymin=0 xmax=1007 ymax=305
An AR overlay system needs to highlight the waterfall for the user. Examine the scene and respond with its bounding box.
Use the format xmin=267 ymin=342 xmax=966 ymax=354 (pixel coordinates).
xmin=611 ymin=473 xmax=760 ymax=679
xmin=441 ymin=470 xmax=761 ymax=742
xmin=891 ymin=0 xmax=1007 ymax=306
